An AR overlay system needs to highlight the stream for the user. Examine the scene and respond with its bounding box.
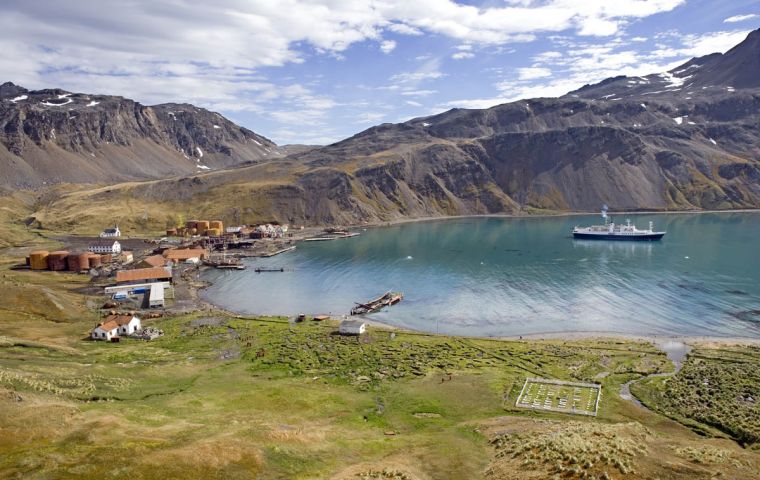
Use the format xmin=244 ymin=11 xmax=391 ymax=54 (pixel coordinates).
xmin=619 ymin=340 xmax=692 ymax=409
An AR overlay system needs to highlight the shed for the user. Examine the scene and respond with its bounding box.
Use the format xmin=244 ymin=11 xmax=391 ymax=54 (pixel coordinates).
xmin=148 ymin=283 xmax=165 ymax=308
xmin=338 ymin=320 xmax=367 ymax=336
xmin=116 ymin=266 xmax=173 ymax=285
xmin=137 ymin=254 xmax=169 ymax=269
xmin=163 ymin=248 xmax=208 ymax=264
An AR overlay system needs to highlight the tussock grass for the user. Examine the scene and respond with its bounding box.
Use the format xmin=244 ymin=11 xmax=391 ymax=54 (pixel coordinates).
xmin=487 ymin=421 xmax=650 ymax=479
xmin=633 ymin=346 xmax=760 ymax=446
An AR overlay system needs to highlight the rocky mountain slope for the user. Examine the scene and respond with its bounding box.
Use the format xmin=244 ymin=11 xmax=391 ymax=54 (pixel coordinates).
xmin=0 ymin=83 xmax=278 ymax=187
xmin=20 ymin=28 xmax=760 ymax=230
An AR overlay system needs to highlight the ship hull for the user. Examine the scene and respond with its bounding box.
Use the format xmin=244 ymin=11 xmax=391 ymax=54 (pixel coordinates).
xmin=573 ymin=232 xmax=665 ymax=241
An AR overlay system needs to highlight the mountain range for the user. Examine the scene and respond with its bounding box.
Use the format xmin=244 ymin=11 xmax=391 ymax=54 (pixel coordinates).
xmin=3 ymin=28 xmax=760 ymax=229
xmin=0 ymin=82 xmax=280 ymax=187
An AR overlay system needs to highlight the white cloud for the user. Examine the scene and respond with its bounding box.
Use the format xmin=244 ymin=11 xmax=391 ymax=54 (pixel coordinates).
xmin=440 ymin=97 xmax=513 ymax=109
xmin=390 ymin=71 xmax=446 ymax=82
xmin=0 ymin=0 xmax=688 ymax=120
xmin=355 ymin=112 xmax=387 ymax=124
xmin=387 ymin=23 xmax=423 ymax=35
xmin=400 ymin=89 xmax=437 ymax=96
xmin=517 ymin=67 xmax=552 ymax=80
xmin=405 ymin=100 xmax=423 ymax=107
xmin=443 ymin=26 xmax=745 ymax=112
xmin=724 ymin=14 xmax=759 ymax=23
xmin=389 ymin=57 xmax=446 ymax=85
xmin=452 ymin=51 xmax=475 ymax=60
xmin=380 ymin=40 xmax=397 ymax=54
xmin=649 ymin=29 xmax=752 ymax=59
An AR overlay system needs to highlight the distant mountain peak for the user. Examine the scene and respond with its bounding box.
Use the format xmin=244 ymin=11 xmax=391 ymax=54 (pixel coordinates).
xmin=0 ymin=81 xmax=27 ymax=98
xmin=0 ymin=83 xmax=280 ymax=187
xmin=565 ymin=27 xmax=760 ymax=100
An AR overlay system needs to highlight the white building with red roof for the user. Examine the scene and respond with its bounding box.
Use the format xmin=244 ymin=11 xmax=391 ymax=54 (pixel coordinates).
xmin=91 ymin=314 xmax=141 ymax=341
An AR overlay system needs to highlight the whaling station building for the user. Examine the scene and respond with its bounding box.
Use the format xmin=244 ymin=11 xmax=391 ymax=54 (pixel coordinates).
xmin=91 ymin=314 xmax=141 ymax=341
xmin=115 ymin=266 xmax=173 ymax=286
xmin=89 ymin=240 xmax=122 ymax=255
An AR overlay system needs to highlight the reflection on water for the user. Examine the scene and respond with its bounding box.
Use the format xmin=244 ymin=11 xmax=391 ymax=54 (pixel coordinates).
xmin=202 ymin=213 xmax=760 ymax=338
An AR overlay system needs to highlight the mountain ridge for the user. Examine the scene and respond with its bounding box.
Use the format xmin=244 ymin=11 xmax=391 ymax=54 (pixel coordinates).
xmin=0 ymin=82 xmax=279 ymax=187
xmin=8 ymin=29 xmax=760 ymax=231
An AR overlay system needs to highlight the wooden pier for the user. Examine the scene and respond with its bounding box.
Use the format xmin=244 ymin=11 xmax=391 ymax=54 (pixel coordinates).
xmin=303 ymin=232 xmax=360 ymax=242
xmin=261 ymin=246 xmax=296 ymax=257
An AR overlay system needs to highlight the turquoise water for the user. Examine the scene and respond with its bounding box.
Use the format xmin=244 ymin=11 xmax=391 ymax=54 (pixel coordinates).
xmin=202 ymin=213 xmax=760 ymax=338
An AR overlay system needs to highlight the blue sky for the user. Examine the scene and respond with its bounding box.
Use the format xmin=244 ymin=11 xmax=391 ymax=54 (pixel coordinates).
xmin=1 ymin=0 xmax=758 ymax=145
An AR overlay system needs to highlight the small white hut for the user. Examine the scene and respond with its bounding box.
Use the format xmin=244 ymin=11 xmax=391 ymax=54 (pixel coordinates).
xmin=338 ymin=320 xmax=366 ymax=336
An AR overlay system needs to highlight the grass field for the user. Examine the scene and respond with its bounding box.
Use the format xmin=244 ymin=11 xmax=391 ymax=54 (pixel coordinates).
xmin=1 ymin=248 xmax=760 ymax=478
xmin=516 ymin=378 xmax=600 ymax=416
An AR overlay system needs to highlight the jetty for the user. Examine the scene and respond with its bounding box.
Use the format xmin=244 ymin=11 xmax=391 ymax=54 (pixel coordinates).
xmin=261 ymin=246 xmax=296 ymax=257
xmin=350 ymin=291 xmax=403 ymax=315
xmin=303 ymin=229 xmax=360 ymax=242
xmin=204 ymin=255 xmax=246 ymax=270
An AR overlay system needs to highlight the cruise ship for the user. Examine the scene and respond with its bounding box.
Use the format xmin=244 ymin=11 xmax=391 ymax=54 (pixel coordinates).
xmin=572 ymin=206 xmax=666 ymax=241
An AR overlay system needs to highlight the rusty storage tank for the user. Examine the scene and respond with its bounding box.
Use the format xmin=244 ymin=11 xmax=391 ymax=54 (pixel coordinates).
xmin=88 ymin=255 xmax=102 ymax=269
xmin=101 ymin=254 xmax=112 ymax=263
xmin=196 ymin=220 xmax=210 ymax=231
xmin=166 ymin=228 xmax=178 ymax=237
xmin=47 ymin=251 xmax=70 ymax=271
xmin=186 ymin=220 xmax=198 ymax=229
xmin=67 ymin=252 xmax=88 ymax=272
xmin=210 ymin=220 xmax=223 ymax=231
xmin=29 ymin=250 xmax=49 ymax=270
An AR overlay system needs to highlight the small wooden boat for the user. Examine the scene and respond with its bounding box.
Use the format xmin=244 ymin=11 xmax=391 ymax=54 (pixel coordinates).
xmin=350 ymin=291 xmax=403 ymax=315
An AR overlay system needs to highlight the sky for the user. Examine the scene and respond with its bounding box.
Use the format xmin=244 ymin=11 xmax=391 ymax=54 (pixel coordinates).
xmin=1 ymin=0 xmax=758 ymax=145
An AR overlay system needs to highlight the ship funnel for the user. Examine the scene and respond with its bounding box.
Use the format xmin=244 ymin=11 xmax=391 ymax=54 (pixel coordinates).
xmin=601 ymin=204 xmax=608 ymax=219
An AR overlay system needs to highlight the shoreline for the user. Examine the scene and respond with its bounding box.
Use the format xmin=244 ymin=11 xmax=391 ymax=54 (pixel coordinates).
xmin=194 ymin=293 xmax=760 ymax=346
xmin=192 ymin=209 xmax=760 ymax=347
xmin=356 ymin=208 xmax=760 ymax=230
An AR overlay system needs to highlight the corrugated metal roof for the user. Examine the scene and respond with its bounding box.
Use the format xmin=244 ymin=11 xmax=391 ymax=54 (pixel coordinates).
xmin=95 ymin=315 xmax=135 ymax=332
xmin=140 ymin=255 xmax=167 ymax=267
xmin=163 ymin=248 xmax=207 ymax=260
xmin=116 ymin=267 xmax=172 ymax=283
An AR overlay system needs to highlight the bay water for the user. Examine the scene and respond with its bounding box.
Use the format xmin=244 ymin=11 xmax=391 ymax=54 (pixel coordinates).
xmin=202 ymin=212 xmax=760 ymax=338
